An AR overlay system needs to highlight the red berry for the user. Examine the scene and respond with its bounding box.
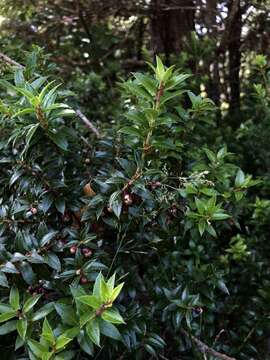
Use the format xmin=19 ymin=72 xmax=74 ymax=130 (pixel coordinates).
xmin=80 ymin=276 xmax=89 ymax=284
xmin=150 ymin=181 xmax=162 ymax=190
xmin=30 ymin=207 xmax=38 ymax=215
xmin=27 ymin=286 xmax=33 ymax=293
xmin=82 ymin=248 xmax=92 ymax=258
xmin=123 ymin=193 xmax=133 ymax=206
xmin=70 ymin=245 xmax=77 ymax=254
xmin=194 ymin=307 xmax=203 ymax=315
xmin=169 ymin=205 xmax=178 ymax=216
xmin=62 ymin=213 xmax=70 ymax=222
xmin=37 ymin=287 xmax=46 ymax=294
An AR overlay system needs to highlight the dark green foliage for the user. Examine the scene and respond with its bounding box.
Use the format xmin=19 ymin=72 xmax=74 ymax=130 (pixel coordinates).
xmin=0 ymin=47 xmax=268 ymax=360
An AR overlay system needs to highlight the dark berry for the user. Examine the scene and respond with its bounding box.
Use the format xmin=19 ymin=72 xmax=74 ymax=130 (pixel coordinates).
xmin=30 ymin=207 xmax=38 ymax=215
xmin=80 ymin=276 xmax=89 ymax=284
xmin=82 ymin=248 xmax=92 ymax=257
xmin=150 ymin=181 xmax=162 ymax=190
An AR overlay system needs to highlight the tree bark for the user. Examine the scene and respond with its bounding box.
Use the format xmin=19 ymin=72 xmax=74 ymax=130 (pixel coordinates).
xmin=227 ymin=0 xmax=242 ymax=121
xmin=150 ymin=0 xmax=195 ymax=59
xmin=205 ymin=0 xmax=221 ymax=109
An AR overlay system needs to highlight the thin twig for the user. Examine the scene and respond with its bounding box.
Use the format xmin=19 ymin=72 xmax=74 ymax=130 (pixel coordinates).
xmin=181 ymin=329 xmax=237 ymax=360
xmin=0 ymin=52 xmax=24 ymax=69
xmin=75 ymin=109 xmax=100 ymax=138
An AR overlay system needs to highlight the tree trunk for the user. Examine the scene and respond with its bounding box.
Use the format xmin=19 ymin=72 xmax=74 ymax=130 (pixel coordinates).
xmin=227 ymin=0 xmax=242 ymax=122
xmin=205 ymin=0 xmax=221 ymax=111
xmin=150 ymin=0 xmax=195 ymax=59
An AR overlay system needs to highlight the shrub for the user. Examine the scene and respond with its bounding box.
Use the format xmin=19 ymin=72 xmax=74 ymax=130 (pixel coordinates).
xmin=0 ymin=50 xmax=260 ymax=359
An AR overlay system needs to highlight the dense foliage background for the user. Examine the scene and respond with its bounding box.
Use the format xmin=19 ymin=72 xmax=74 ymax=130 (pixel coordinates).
xmin=0 ymin=1 xmax=270 ymax=359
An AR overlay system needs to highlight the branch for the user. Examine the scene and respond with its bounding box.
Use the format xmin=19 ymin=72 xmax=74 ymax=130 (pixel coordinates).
xmin=181 ymin=329 xmax=237 ymax=360
xmin=75 ymin=109 xmax=100 ymax=138
xmin=0 ymin=52 xmax=24 ymax=69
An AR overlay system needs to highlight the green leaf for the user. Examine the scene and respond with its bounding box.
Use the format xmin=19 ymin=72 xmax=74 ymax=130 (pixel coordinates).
xmin=133 ymin=73 xmax=157 ymax=95
xmin=163 ymin=65 xmax=175 ymax=84
xmin=99 ymin=278 xmax=110 ymax=302
xmin=55 ymin=350 xmax=75 ymax=360
xmin=235 ymin=191 xmax=244 ymax=201
xmin=13 ymin=108 xmax=35 ymax=118
xmin=77 ymin=330 xmax=94 ymax=356
xmin=204 ymin=148 xmax=216 ymax=163
xmin=195 ymin=198 xmax=205 ymax=214
xmin=99 ymin=319 xmax=121 ymax=340
xmin=42 ymin=318 xmax=54 ymax=344
xmin=30 ymin=76 xmax=48 ymax=90
xmin=145 ymin=344 xmax=157 ymax=358
xmin=119 ymin=126 xmax=143 ymax=138
xmin=54 ymin=303 xmax=77 ymax=326
xmin=23 ymin=294 xmax=42 ymax=313
xmin=0 ymin=311 xmax=17 ymax=328
xmin=53 ymin=108 xmax=75 ymax=118
xmin=20 ymin=262 xmax=36 ymax=285
xmin=48 ymin=131 xmax=68 ymax=151
xmin=206 ymin=224 xmax=217 ymax=238
xmin=15 ymin=335 xmax=24 ymax=350
xmin=9 ymin=287 xmax=20 ymax=310
xmin=16 ymin=319 xmax=28 ymax=340
xmin=217 ymin=280 xmax=230 ymax=295
xmin=0 ymin=303 xmax=13 ymax=313
xmin=31 ymin=302 xmax=55 ymax=321
xmin=86 ymin=318 xmax=100 ymax=346
xmin=55 ymin=335 xmax=72 ymax=350
xmin=207 ymin=196 xmax=216 ymax=211
xmin=106 ymin=273 xmax=116 ymax=293
xmin=38 ymin=80 xmax=56 ymax=102
xmin=45 ymin=252 xmax=61 ymax=271
xmin=40 ymin=231 xmax=58 ymax=247
xmin=77 ymin=295 xmax=101 ymax=309
xmin=0 ymin=273 xmax=9 ymax=288
xmin=17 ymin=87 xmax=37 ymax=102
xmin=28 ymin=339 xmax=47 ymax=357
xmin=159 ymin=90 xmax=184 ymax=106
xmin=198 ymin=219 xmax=206 ymax=236
xmin=235 ymin=169 xmax=245 ymax=187
xmin=110 ymin=282 xmax=124 ymax=302
xmin=21 ymin=123 xmax=40 ymax=158
xmin=55 ymin=197 xmax=66 ymax=215
xmin=63 ymin=327 xmax=80 ymax=339
xmin=155 ymin=56 xmax=165 ymax=82
xmin=14 ymin=69 xmax=25 ymax=86
xmin=109 ymin=191 xmax=122 ymax=218
xmin=79 ymin=310 xmax=95 ymax=328
xmin=101 ymin=308 xmax=125 ymax=324
xmin=43 ymin=83 xmax=61 ymax=108
xmin=41 ymin=352 xmax=53 ymax=360
xmin=0 ymin=320 xmax=17 ymax=335
xmin=41 ymin=193 xmax=54 ymax=213
xmin=93 ymin=273 xmax=104 ymax=299
xmin=212 ymin=212 xmax=231 ymax=221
